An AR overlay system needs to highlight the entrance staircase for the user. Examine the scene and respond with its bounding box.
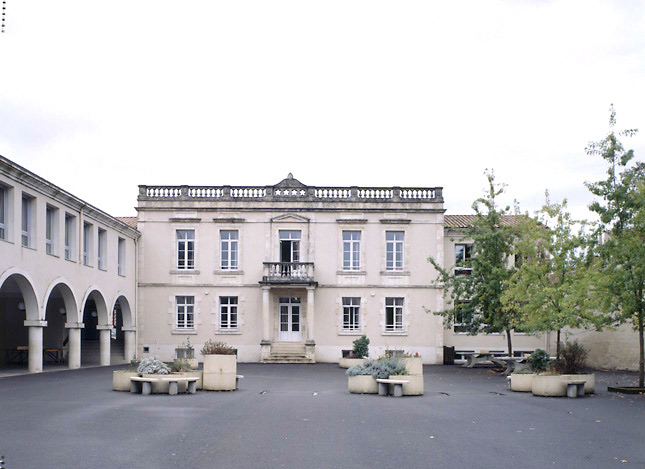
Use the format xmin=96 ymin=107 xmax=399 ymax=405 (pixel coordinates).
xmin=262 ymin=343 xmax=314 ymax=364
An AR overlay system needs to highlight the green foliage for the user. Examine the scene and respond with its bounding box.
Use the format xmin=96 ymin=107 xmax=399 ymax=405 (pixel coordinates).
xmin=137 ymin=357 xmax=170 ymax=375
xmin=345 ymin=358 xmax=408 ymax=379
xmin=551 ymin=341 xmax=588 ymax=374
xmin=512 ymin=369 xmax=535 ymax=375
xmin=201 ymin=340 xmax=236 ymax=355
xmin=428 ymin=170 xmax=520 ymax=354
xmin=128 ymin=359 xmax=140 ymax=371
xmin=526 ymin=348 xmax=549 ymax=372
xmin=170 ymin=358 xmax=194 ymax=372
xmin=584 ymin=105 xmax=645 ymax=387
xmin=352 ymin=335 xmax=370 ymax=359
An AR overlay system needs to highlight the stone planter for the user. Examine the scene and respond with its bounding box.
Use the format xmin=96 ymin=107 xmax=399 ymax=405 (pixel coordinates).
xmin=113 ymin=371 xmax=137 ymax=392
xmin=173 ymin=370 xmax=203 ymax=391
xmin=339 ymin=357 xmax=367 ymax=369
xmin=403 ymin=357 xmax=423 ymax=376
xmin=508 ymin=373 xmax=535 ymax=392
xmin=389 ymin=374 xmax=424 ymax=396
xmin=561 ymin=374 xmax=595 ymax=394
xmin=203 ymin=354 xmax=237 ymax=391
xmin=348 ymin=375 xmax=378 ymax=394
xmin=532 ymin=375 xmax=566 ymax=397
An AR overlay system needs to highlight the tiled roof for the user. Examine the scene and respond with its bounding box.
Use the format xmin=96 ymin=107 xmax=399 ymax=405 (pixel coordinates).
xmin=117 ymin=216 xmax=138 ymax=229
xmin=444 ymin=215 xmax=519 ymax=228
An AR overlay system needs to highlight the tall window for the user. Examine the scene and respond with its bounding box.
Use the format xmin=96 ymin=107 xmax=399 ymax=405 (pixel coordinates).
xmin=220 ymin=296 xmax=238 ymax=329
xmin=176 ymin=296 xmax=194 ymax=329
xmin=83 ymin=222 xmax=93 ymax=266
xmin=385 ymin=231 xmax=404 ymax=271
xmin=220 ymin=230 xmax=239 ymax=270
xmin=342 ymin=231 xmax=361 ymax=271
xmin=385 ymin=297 xmax=404 ymax=331
xmin=453 ymin=301 xmax=473 ymax=333
xmin=98 ymin=228 xmax=107 ymax=270
xmin=177 ymin=230 xmax=195 ymax=270
xmin=342 ymin=297 xmax=361 ymax=331
xmin=454 ymin=244 xmax=473 ymax=275
xmin=45 ymin=205 xmax=58 ymax=255
xmin=0 ymin=185 xmax=7 ymax=240
xmin=118 ymin=237 xmax=125 ymax=276
xmin=64 ymin=214 xmax=75 ymax=261
xmin=21 ymin=194 xmax=34 ymax=247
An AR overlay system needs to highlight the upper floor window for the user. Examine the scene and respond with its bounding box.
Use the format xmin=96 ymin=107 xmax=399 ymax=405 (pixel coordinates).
xmin=177 ymin=230 xmax=195 ymax=270
xmin=0 ymin=185 xmax=7 ymax=240
xmin=385 ymin=297 xmax=404 ymax=332
xmin=83 ymin=222 xmax=93 ymax=266
xmin=220 ymin=230 xmax=239 ymax=270
xmin=342 ymin=297 xmax=361 ymax=331
xmin=176 ymin=295 xmax=194 ymax=329
xmin=385 ymin=231 xmax=404 ymax=271
xmin=65 ymin=214 xmax=75 ymax=261
xmin=342 ymin=231 xmax=361 ymax=271
xmin=46 ymin=205 xmax=59 ymax=255
xmin=98 ymin=228 xmax=107 ymax=270
xmin=279 ymin=230 xmax=300 ymax=263
xmin=220 ymin=296 xmax=238 ymax=329
xmin=118 ymin=237 xmax=126 ymax=276
xmin=455 ymin=243 xmax=473 ymax=275
xmin=21 ymin=194 xmax=35 ymax=248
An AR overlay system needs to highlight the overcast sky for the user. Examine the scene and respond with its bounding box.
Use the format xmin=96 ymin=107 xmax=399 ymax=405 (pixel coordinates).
xmin=1 ymin=1 xmax=644 ymax=221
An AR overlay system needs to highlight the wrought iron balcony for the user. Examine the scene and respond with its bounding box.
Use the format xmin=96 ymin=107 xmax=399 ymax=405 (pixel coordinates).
xmin=260 ymin=262 xmax=317 ymax=286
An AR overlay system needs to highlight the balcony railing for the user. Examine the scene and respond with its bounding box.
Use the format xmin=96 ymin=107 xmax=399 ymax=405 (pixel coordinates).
xmin=260 ymin=262 xmax=316 ymax=286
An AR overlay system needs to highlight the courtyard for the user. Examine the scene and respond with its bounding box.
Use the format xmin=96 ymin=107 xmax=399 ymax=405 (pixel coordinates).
xmin=1 ymin=364 xmax=644 ymax=469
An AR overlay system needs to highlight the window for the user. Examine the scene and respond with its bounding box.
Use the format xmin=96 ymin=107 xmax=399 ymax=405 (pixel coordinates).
xmin=220 ymin=230 xmax=239 ymax=270
xmin=118 ymin=237 xmax=125 ymax=276
xmin=45 ymin=205 xmax=58 ymax=255
xmin=454 ymin=243 xmax=473 ymax=275
xmin=0 ymin=185 xmax=7 ymax=240
xmin=64 ymin=214 xmax=75 ymax=261
xmin=385 ymin=297 xmax=404 ymax=331
xmin=453 ymin=301 xmax=473 ymax=333
xmin=279 ymin=230 xmax=300 ymax=262
xmin=220 ymin=296 xmax=238 ymax=329
xmin=98 ymin=228 xmax=107 ymax=270
xmin=176 ymin=296 xmax=194 ymax=329
xmin=385 ymin=231 xmax=404 ymax=271
xmin=177 ymin=230 xmax=195 ymax=270
xmin=21 ymin=194 xmax=34 ymax=247
xmin=83 ymin=222 xmax=93 ymax=266
xmin=342 ymin=231 xmax=361 ymax=271
xmin=342 ymin=297 xmax=361 ymax=331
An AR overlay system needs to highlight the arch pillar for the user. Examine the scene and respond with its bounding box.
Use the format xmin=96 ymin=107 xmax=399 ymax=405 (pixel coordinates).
xmin=96 ymin=325 xmax=112 ymax=366
xmin=122 ymin=326 xmax=136 ymax=362
xmin=25 ymin=320 xmax=47 ymax=373
xmin=65 ymin=322 xmax=84 ymax=369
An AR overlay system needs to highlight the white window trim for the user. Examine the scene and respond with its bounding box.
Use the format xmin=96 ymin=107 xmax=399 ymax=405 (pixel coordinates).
xmin=382 ymin=296 xmax=408 ymax=335
xmin=21 ymin=194 xmax=34 ymax=248
xmin=454 ymin=243 xmax=473 ymax=275
xmin=342 ymin=231 xmax=361 ymax=271
xmin=341 ymin=296 xmax=361 ymax=332
xmin=219 ymin=296 xmax=239 ymax=330
xmin=385 ymin=231 xmax=405 ymax=271
xmin=117 ymin=237 xmax=125 ymax=276
xmin=175 ymin=295 xmax=195 ymax=330
xmin=64 ymin=214 xmax=75 ymax=261
xmin=220 ymin=230 xmax=239 ymax=271
xmin=0 ymin=184 xmax=8 ymax=241
xmin=176 ymin=229 xmax=196 ymax=270
xmin=83 ymin=222 xmax=93 ymax=266
xmin=98 ymin=228 xmax=107 ymax=270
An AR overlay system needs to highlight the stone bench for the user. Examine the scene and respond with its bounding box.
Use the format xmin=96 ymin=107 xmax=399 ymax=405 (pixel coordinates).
xmin=236 ymin=375 xmax=244 ymax=389
xmin=130 ymin=376 xmax=199 ymax=395
xmin=376 ymin=378 xmax=409 ymax=397
xmin=563 ymin=379 xmax=586 ymax=398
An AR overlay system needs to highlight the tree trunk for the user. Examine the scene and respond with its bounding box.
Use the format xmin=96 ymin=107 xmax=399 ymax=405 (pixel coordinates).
xmin=639 ymin=311 xmax=644 ymax=388
xmin=556 ymin=329 xmax=561 ymax=359
xmin=506 ymin=329 xmax=513 ymax=357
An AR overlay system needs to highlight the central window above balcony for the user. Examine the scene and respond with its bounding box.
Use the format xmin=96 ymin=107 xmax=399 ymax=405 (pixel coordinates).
xmin=279 ymin=230 xmax=300 ymax=263
xmin=260 ymin=229 xmax=316 ymax=286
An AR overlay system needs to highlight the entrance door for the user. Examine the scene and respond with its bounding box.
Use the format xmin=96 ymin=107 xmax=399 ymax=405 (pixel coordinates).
xmin=278 ymin=297 xmax=301 ymax=342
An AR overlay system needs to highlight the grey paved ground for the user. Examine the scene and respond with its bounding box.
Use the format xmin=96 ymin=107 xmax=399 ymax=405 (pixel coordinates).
xmin=1 ymin=364 xmax=644 ymax=469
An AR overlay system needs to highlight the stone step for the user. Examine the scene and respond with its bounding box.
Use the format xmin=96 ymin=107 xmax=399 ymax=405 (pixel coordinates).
xmin=262 ymin=357 xmax=315 ymax=364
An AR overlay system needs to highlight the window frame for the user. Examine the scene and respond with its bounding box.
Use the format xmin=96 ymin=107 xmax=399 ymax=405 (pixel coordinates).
xmin=64 ymin=213 xmax=76 ymax=261
xmin=97 ymin=228 xmax=107 ymax=270
xmin=342 ymin=297 xmax=361 ymax=332
xmin=83 ymin=222 xmax=93 ymax=266
xmin=453 ymin=301 xmax=474 ymax=334
xmin=220 ymin=230 xmax=239 ymax=270
xmin=342 ymin=231 xmax=361 ymax=271
xmin=21 ymin=194 xmax=35 ymax=248
xmin=385 ymin=297 xmax=404 ymax=332
xmin=117 ymin=237 xmax=125 ymax=276
xmin=219 ymin=296 xmax=238 ymax=330
xmin=0 ymin=184 xmax=7 ymax=241
xmin=175 ymin=295 xmax=195 ymax=330
xmin=454 ymin=243 xmax=473 ymax=275
xmin=385 ymin=231 xmax=404 ymax=271
xmin=176 ymin=230 xmax=195 ymax=270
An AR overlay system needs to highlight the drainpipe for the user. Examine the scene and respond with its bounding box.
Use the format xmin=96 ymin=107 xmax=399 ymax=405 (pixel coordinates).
xmin=134 ymin=231 xmax=140 ymax=360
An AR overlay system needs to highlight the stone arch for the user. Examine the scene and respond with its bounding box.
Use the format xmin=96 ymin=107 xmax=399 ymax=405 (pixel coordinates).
xmin=43 ymin=278 xmax=78 ymax=323
xmin=0 ymin=267 xmax=40 ymax=321
xmin=111 ymin=293 xmax=133 ymax=329
xmin=80 ymin=286 xmax=109 ymax=326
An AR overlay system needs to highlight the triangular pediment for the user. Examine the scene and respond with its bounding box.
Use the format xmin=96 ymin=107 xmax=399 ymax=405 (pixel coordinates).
xmin=274 ymin=173 xmax=307 ymax=189
xmin=271 ymin=213 xmax=310 ymax=223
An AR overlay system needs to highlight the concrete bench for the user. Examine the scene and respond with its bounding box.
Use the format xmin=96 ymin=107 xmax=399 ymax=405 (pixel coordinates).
xmin=376 ymin=378 xmax=409 ymax=397
xmin=130 ymin=376 xmax=199 ymax=395
xmin=236 ymin=375 xmax=244 ymax=389
xmin=563 ymin=379 xmax=586 ymax=398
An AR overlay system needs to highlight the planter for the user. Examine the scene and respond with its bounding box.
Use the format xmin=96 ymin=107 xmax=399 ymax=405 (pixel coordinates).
xmin=531 ymin=373 xmax=596 ymax=397
xmin=403 ymin=357 xmax=423 ymax=376
xmin=508 ymin=373 xmax=535 ymax=392
xmin=389 ymin=374 xmax=424 ymax=396
xmin=173 ymin=371 xmax=203 ymax=391
xmin=142 ymin=373 xmax=173 ymax=393
xmin=113 ymin=371 xmax=138 ymax=392
xmin=203 ymin=354 xmax=237 ymax=391
xmin=348 ymin=375 xmax=378 ymax=394
xmin=560 ymin=374 xmax=595 ymax=394
xmin=339 ymin=357 xmax=367 ymax=369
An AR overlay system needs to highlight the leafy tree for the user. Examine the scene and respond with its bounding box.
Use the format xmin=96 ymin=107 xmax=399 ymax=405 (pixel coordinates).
xmin=429 ymin=171 xmax=521 ymax=355
xmin=502 ymin=195 xmax=593 ymax=358
xmin=585 ymin=105 xmax=645 ymax=387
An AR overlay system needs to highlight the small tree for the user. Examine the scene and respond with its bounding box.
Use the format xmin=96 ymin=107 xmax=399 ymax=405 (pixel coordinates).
xmin=584 ymin=105 xmax=644 ymax=387
xmin=429 ymin=170 xmax=521 ymax=355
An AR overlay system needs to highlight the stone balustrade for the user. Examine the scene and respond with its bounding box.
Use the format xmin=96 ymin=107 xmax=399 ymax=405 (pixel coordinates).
xmin=261 ymin=262 xmax=316 ymax=285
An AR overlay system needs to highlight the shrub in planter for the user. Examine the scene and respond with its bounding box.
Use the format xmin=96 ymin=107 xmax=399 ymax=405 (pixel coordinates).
xmin=112 ymin=360 xmax=140 ymax=392
xmin=202 ymin=340 xmax=237 ymax=391
xmin=353 ymin=336 xmax=370 ymax=359
xmin=171 ymin=358 xmax=194 ymax=373
xmin=346 ymin=362 xmax=378 ymax=394
xmin=551 ymin=341 xmax=588 ymax=375
xmin=137 ymin=357 xmax=171 ymax=393
xmin=527 ymin=349 xmax=549 ymax=372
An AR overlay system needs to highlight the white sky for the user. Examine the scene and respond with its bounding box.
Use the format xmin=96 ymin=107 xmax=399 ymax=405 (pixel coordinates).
xmin=1 ymin=0 xmax=644 ymax=220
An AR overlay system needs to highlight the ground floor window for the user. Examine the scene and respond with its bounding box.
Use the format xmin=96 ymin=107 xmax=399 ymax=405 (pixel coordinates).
xmin=385 ymin=297 xmax=404 ymax=331
xmin=342 ymin=297 xmax=360 ymax=331
xmin=220 ymin=296 xmax=238 ymax=329
xmin=176 ymin=296 xmax=194 ymax=329
xmin=453 ymin=301 xmax=473 ymax=334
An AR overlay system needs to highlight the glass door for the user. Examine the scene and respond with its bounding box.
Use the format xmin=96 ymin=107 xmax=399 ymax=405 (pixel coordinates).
xmin=278 ymin=297 xmax=301 ymax=341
